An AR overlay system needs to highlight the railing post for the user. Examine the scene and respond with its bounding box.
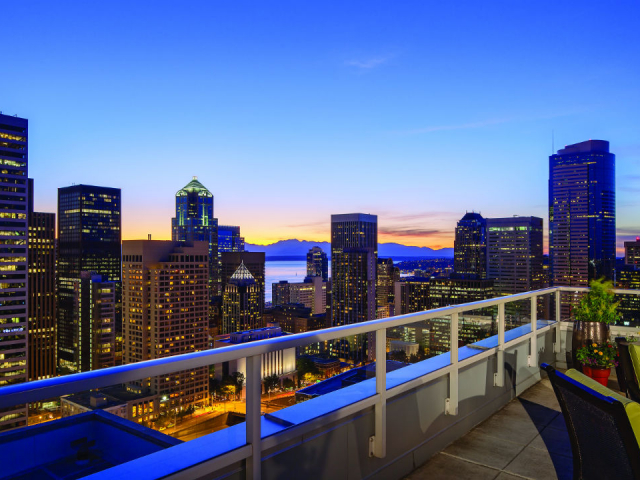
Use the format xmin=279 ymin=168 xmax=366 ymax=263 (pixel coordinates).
xmin=446 ymin=312 xmax=459 ymax=415
xmin=369 ymin=328 xmax=387 ymax=458
xmin=528 ymin=295 xmax=538 ymax=367
xmin=246 ymin=355 xmax=262 ymax=480
xmin=494 ymin=302 xmax=505 ymax=387
xmin=554 ymin=288 xmax=561 ymax=353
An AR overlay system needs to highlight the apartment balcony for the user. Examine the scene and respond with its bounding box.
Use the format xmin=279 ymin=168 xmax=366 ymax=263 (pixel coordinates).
xmin=0 ymin=287 xmax=636 ymax=480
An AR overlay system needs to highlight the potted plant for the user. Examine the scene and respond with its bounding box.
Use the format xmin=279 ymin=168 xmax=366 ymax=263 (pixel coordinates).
xmin=575 ymin=342 xmax=618 ymax=386
xmin=571 ymin=278 xmax=620 ymax=370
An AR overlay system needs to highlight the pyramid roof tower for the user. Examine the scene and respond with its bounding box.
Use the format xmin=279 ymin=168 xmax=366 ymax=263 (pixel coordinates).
xmin=230 ymin=261 xmax=256 ymax=285
xmin=176 ymin=176 xmax=213 ymax=197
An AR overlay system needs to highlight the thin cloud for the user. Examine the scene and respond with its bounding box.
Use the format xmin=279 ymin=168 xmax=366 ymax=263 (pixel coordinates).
xmin=379 ymin=227 xmax=447 ymax=238
xmin=618 ymin=227 xmax=640 ymax=236
xmin=345 ymin=55 xmax=393 ymax=70
xmin=382 ymin=211 xmax=459 ymax=222
xmin=404 ymin=118 xmax=510 ymax=135
xmin=399 ymin=109 xmax=589 ymax=136
xmin=284 ymin=220 xmax=327 ymax=229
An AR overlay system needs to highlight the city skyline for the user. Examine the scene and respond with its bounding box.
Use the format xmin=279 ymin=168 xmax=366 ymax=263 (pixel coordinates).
xmin=3 ymin=2 xmax=639 ymax=252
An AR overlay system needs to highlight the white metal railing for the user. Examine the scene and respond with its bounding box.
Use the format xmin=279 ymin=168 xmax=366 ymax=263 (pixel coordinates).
xmin=2 ymin=286 xmax=639 ymax=479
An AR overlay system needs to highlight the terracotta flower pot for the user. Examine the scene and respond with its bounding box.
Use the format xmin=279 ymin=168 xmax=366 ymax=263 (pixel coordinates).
xmin=583 ymin=365 xmax=610 ymax=387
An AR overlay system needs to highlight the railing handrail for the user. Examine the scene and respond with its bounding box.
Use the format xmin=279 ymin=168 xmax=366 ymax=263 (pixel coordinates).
xmin=1 ymin=285 xmax=638 ymax=408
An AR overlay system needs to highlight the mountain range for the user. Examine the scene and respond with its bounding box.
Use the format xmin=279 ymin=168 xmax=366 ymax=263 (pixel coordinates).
xmin=245 ymin=239 xmax=453 ymax=258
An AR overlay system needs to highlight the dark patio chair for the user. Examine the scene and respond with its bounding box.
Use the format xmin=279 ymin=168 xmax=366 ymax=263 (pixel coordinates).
xmin=541 ymin=363 xmax=640 ymax=480
xmin=615 ymin=337 xmax=640 ymax=402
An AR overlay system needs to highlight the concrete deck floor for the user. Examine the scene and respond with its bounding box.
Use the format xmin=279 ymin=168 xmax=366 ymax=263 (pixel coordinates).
xmin=406 ymin=378 xmax=573 ymax=480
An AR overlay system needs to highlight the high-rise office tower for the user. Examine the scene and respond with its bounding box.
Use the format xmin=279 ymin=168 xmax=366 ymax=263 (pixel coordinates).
xmin=428 ymin=277 xmax=495 ymax=309
xmin=616 ymin=239 xmax=640 ymax=326
xmin=271 ymin=277 xmax=326 ymax=315
xmin=549 ymin=140 xmax=616 ymax=283
xmin=549 ymin=140 xmax=615 ymax=318
xmin=330 ymin=213 xmax=377 ymax=362
xmin=376 ymin=258 xmax=399 ymax=318
xmin=625 ymin=238 xmax=640 ymax=268
xmin=486 ymin=217 xmax=544 ymax=296
xmin=122 ymin=241 xmax=209 ymax=411
xmin=222 ymin=262 xmax=263 ymax=334
xmin=27 ymin=179 xmax=56 ymax=381
xmin=220 ymin=251 xmax=265 ymax=309
xmin=172 ymin=177 xmax=219 ymax=296
xmin=307 ymin=246 xmax=328 ymax=281
xmin=272 ymin=280 xmax=291 ymax=307
xmin=57 ymin=184 xmax=121 ymax=373
xmin=218 ymin=225 xmax=244 ymax=253
xmin=74 ymin=272 xmax=116 ymax=371
xmin=0 ymin=114 xmax=29 ymax=431
xmin=453 ymin=212 xmax=487 ymax=279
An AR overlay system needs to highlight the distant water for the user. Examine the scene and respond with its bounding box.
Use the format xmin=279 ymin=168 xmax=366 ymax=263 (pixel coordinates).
xmin=265 ymin=259 xmax=331 ymax=303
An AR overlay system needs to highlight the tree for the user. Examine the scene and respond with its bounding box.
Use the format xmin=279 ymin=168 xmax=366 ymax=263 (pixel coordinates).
xmin=409 ymin=353 xmax=419 ymax=364
xmin=296 ymin=357 xmax=319 ymax=386
xmin=389 ymin=350 xmax=408 ymax=363
xmin=210 ymin=377 xmax=222 ymax=397
xmin=263 ymin=374 xmax=280 ymax=395
xmin=282 ymin=377 xmax=296 ymax=390
xmin=230 ymin=372 xmax=245 ymax=399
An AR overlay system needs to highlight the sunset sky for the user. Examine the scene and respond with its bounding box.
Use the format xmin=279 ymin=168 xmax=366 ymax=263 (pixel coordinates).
xmin=3 ymin=1 xmax=639 ymax=253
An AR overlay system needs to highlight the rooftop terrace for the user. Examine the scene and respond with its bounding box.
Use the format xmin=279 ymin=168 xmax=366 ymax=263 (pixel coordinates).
xmin=0 ymin=286 xmax=637 ymax=479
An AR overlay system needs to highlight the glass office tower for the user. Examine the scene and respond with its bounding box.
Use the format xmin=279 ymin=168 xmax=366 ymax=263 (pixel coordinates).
xmin=549 ymin=140 xmax=615 ymax=320
xmin=172 ymin=177 xmax=219 ymax=295
xmin=57 ymin=184 xmax=121 ymax=372
xmin=453 ymin=212 xmax=487 ymax=279
xmin=549 ymin=140 xmax=615 ymax=285
xmin=0 ymin=114 xmax=29 ymax=431
xmin=218 ymin=225 xmax=244 ymax=253
xmin=330 ymin=213 xmax=377 ymax=362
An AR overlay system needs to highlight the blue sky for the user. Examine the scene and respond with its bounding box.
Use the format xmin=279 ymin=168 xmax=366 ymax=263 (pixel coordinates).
xmin=3 ymin=1 xmax=639 ymax=251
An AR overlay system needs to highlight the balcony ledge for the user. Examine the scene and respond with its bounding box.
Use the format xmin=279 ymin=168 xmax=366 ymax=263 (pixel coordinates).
xmin=83 ymin=320 xmax=558 ymax=479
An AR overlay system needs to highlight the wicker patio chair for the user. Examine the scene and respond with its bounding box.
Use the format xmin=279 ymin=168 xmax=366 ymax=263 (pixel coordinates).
xmin=541 ymin=363 xmax=640 ymax=480
xmin=615 ymin=338 xmax=640 ymax=402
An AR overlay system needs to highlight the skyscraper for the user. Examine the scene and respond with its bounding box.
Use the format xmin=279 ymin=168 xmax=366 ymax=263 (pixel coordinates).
xmin=549 ymin=140 xmax=615 ymax=318
xmin=453 ymin=212 xmax=487 ymax=279
xmin=307 ymin=246 xmax=328 ymax=281
xmin=0 ymin=114 xmax=28 ymax=431
xmin=330 ymin=213 xmax=377 ymax=362
xmin=271 ymin=277 xmax=326 ymax=315
xmin=27 ymin=179 xmax=56 ymax=381
xmin=376 ymin=258 xmax=399 ymax=318
xmin=617 ymin=239 xmax=640 ymax=326
xmin=218 ymin=225 xmax=244 ymax=253
xmin=57 ymin=184 xmax=121 ymax=373
xmin=122 ymin=240 xmax=209 ymax=411
xmin=624 ymin=238 xmax=640 ymax=268
xmin=486 ymin=217 xmax=544 ymax=296
xmin=220 ymin=251 xmax=265 ymax=311
xmin=222 ymin=262 xmax=263 ymax=334
xmin=172 ymin=177 xmax=219 ymax=296
xmin=74 ymin=272 xmax=116 ymax=371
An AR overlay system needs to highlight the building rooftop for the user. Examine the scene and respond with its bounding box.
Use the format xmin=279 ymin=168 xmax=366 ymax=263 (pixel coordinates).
xmin=230 ymin=261 xmax=255 ymax=284
xmin=459 ymin=211 xmax=485 ymax=223
xmin=175 ymin=176 xmax=213 ymax=197
xmin=556 ymin=139 xmax=610 ymax=155
xmin=63 ymin=384 xmax=155 ymax=411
